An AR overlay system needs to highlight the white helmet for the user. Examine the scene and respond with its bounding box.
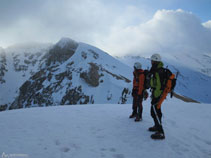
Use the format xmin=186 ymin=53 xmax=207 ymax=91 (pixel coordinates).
xmin=134 ymin=62 xmax=142 ymax=69
xmin=151 ymin=54 xmax=161 ymax=62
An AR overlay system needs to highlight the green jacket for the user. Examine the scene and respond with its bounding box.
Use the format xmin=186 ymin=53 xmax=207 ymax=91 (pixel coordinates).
xmin=150 ymin=62 xmax=164 ymax=98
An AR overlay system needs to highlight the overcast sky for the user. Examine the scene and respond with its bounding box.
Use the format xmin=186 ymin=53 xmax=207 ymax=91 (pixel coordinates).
xmin=0 ymin=0 xmax=211 ymax=56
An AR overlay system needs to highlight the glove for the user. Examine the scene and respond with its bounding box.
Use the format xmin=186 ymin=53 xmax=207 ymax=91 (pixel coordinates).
xmin=143 ymin=90 xmax=149 ymax=100
xmin=132 ymin=89 xmax=136 ymax=97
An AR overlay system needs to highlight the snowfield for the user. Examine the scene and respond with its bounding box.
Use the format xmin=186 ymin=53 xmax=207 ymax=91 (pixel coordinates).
xmin=0 ymin=98 xmax=210 ymax=158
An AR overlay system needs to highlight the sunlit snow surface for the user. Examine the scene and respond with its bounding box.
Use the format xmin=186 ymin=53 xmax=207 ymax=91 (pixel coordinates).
xmin=0 ymin=98 xmax=210 ymax=158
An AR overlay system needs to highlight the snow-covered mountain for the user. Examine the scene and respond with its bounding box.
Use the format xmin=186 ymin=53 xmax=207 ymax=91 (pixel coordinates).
xmin=0 ymin=38 xmax=132 ymax=111
xmin=1 ymin=37 xmax=211 ymax=111
xmin=0 ymin=99 xmax=210 ymax=158
xmin=0 ymin=42 xmax=52 ymax=110
xmin=117 ymin=55 xmax=211 ymax=103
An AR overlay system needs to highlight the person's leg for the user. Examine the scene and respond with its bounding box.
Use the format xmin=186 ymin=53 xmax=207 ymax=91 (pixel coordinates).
xmin=155 ymin=106 xmax=164 ymax=134
xmin=149 ymin=97 xmax=160 ymax=131
xmin=135 ymin=97 xmax=143 ymax=121
xmin=129 ymin=95 xmax=138 ymax=118
xmin=152 ymin=105 xmax=164 ymax=134
xmin=149 ymin=104 xmax=158 ymax=130
xmin=150 ymin=101 xmax=165 ymax=139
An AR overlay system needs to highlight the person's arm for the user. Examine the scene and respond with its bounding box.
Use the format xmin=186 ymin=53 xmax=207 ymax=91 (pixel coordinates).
xmin=138 ymin=73 xmax=145 ymax=96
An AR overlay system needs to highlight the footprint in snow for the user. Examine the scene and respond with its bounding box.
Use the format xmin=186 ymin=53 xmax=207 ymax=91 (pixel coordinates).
xmin=55 ymin=140 xmax=61 ymax=146
xmin=109 ymin=148 xmax=116 ymax=152
xmin=60 ymin=147 xmax=70 ymax=153
xmin=113 ymin=153 xmax=125 ymax=158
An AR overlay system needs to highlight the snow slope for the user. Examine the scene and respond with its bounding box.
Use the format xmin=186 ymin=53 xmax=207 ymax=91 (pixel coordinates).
xmin=0 ymin=38 xmax=133 ymax=110
xmin=0 ymin=43 xmax=52 ymax=105
xmin=0 ymin=99 xmax=210 ymax=158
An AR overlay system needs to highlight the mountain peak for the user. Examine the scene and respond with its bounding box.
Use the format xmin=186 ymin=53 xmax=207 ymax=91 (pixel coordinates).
xmin=56 ymin=37 xmax=78 ymax=48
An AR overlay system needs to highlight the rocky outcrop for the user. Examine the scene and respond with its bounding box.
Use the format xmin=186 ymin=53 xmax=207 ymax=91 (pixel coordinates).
xmin=44 ymin=38 xmax=78 ymax=66
xmin=0 ymin=49 xmax=7 ymax=84
xmin=61 ymin=86 xmax=90 ymax=105
xmin=10 ymin=69 xmax=50 ymax=109
xmin=118 ymin=88 xmax=131 ymax=104
xmin=0 ymin=104 xmax=8 ymax=111
xmin=80 ymin=63 xmax=100 ymax=87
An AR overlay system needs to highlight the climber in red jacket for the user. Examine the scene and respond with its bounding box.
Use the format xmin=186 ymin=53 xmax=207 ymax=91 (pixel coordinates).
xmin=129 ymin=62 xmax=146 ymax=122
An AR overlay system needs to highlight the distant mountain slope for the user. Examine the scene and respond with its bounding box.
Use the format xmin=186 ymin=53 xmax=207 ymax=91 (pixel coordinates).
xmin=0 ymin=38 xmax=133 ymax=111
xmin=0 ymin=42 xmax=52 ymax=110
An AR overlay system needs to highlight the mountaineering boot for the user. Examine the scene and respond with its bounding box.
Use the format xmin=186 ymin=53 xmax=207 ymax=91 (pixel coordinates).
xmin=134 ymin=116 xmax=142 ymax=122
xmin=148 ymin=126 xmax=158 ymax=132
xmin=129 ymin=112 xmax=137 ymax=118
xmin=151 ymin=132 xmax=165 ymax=140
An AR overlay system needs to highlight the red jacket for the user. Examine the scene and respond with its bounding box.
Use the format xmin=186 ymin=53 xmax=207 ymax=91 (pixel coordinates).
xmin=133 ymin=69 xmax=145 ymax=95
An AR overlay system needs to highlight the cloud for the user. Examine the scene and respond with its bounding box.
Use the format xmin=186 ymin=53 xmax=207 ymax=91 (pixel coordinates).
xmin=203 ymin=20 xmax=211 ymax=29
xmin=0 ymin=0 xmax=153 ymax=49
xmin=1 ymin=1 xmax=211 ymax=59
xmin=0 ymin=0 xmax=147 ymax=48
xmin=97 ymin=9 xmax=211 ymax=57
xmin=0 ymin=0 xmax=109 ymax=46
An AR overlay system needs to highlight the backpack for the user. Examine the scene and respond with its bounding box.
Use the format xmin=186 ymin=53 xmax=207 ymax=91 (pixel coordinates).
xmin=134 ymin=69 xmax=150 ymax=89
xmin=158 ymin=68 xmax=176 ymax=92
xmin=156 ymin=67 xmax=177 ymax=109
xmin=143 ymin=70 xmax=151 ymax=89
